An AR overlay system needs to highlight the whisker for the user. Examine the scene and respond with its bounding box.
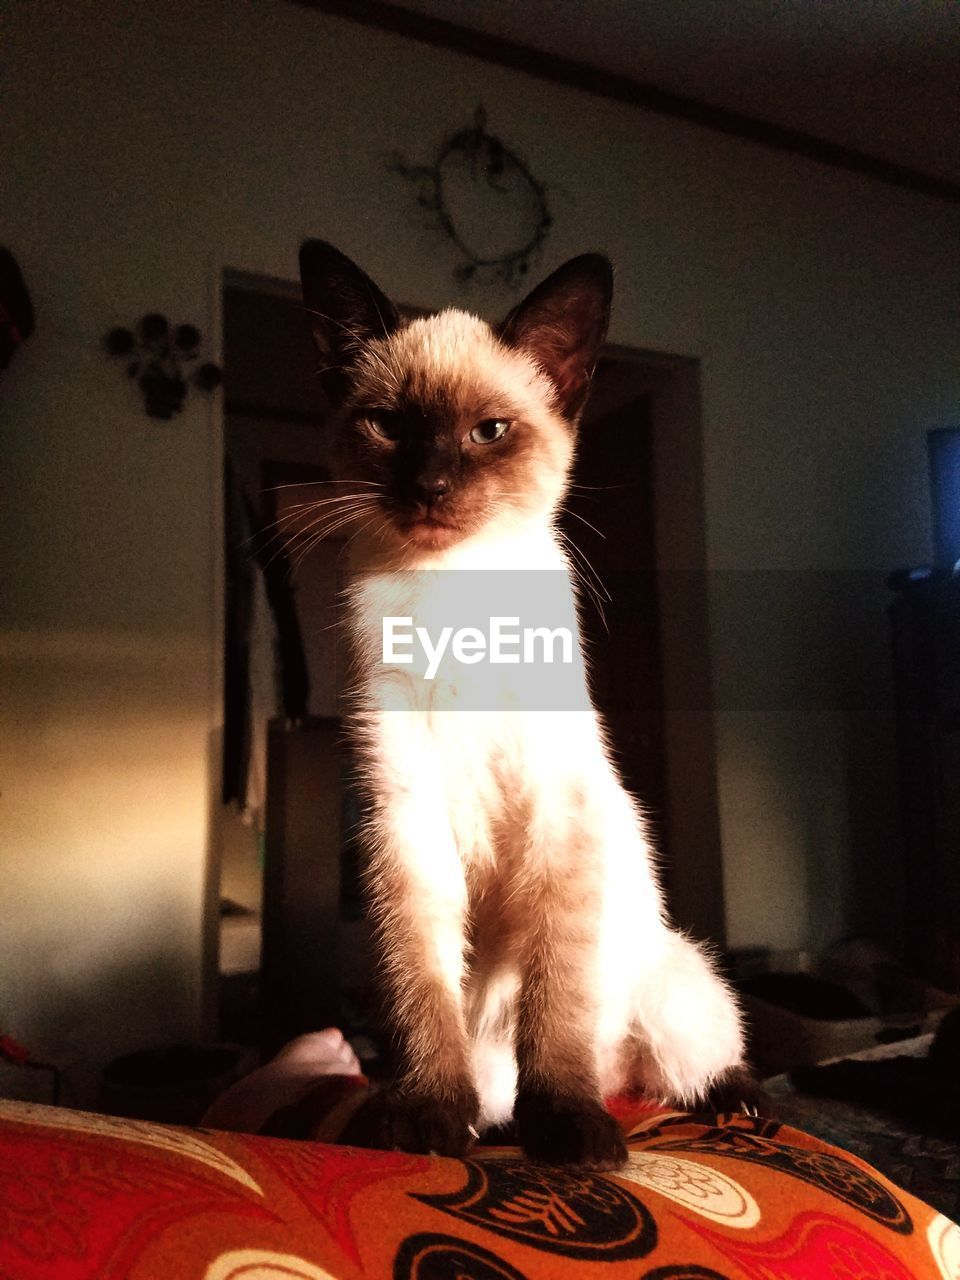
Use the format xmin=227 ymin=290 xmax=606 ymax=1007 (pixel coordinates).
xmin=290 ymin=505 xmax=376 ymax=574
xmin=337 ymin=512 xmax=382 ymax=567
xmin=297 ymin=516 xmax=384 ymax=633
xmin=244 ymin=493 xmax=381 ymax=545
xmin=568 ymin=482 xmax=633 ymax=493
xmin=564 ymin=507 xmax=607 ymax=540
xmin=557 ymin=527 xmax=610 ymax=633
xmin=570 ymin=565 xmax=608 ymax=634
xmin=289 ymin=513 xmax=365 ymax=571
xmin=247 ymin=496 xmax=382 ymax=559
xmin=565 ymin=535 xmax=610 ymax=602
xmin=260 ymin=507 xmax=357 ymax=573
xmin=261 ymin=479 xmax=383 ymax=492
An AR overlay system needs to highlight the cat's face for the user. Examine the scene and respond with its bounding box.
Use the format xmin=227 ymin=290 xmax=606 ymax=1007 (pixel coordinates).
xmin=332 ymin=311 xmax=577 ymax=552
xmin=299 ymin=244 xmax=612 ymax=556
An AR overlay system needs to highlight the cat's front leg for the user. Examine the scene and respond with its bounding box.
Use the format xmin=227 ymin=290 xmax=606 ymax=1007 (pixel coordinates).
xmin=511 ymin=813 xmax=628 ymax=1171
xmin=343 ymin=1079 xmax=479 ymax=1158
xmin=347 ymin=780 xmax=480 ymax=1157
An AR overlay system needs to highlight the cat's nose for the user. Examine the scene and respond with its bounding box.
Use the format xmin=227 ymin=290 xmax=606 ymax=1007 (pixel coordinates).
xmin=419 ymin=476 xmax=450 ymax=503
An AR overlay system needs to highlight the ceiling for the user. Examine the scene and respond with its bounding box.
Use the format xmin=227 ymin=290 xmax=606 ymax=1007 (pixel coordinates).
xmin=386 ymin=0 xmax=960 ymax=189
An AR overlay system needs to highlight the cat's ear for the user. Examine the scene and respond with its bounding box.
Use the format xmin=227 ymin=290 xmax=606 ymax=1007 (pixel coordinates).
xmin=498 ymin=254 xmax=612 ymax=419
xmin=299 ymin=240 xmax=399 ymax=392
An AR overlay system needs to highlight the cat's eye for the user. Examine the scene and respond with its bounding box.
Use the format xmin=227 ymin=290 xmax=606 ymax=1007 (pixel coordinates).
xmin=469 ymin=419 xmax=511 ymax=445
xmin=364 ymin=409 xmax=404 ymax=442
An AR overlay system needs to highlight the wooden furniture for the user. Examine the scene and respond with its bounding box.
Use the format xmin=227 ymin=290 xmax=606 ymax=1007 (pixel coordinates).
xmin=890 ymin=573 xmax=960 ymax=992
xmin=260 ymin=717 xmax=345 ymax=1053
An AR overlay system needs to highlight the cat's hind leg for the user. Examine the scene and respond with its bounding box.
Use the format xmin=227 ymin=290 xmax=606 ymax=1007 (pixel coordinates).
xmin=586 ymin=758 xmax=753 ymax=1114
xmin=621 ymin=929 xmax=749 ymax=1109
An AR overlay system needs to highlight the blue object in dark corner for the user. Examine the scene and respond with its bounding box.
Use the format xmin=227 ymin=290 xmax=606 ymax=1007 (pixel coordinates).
xmin=929 ymin=427 xmax=960 ymax=574
xmin=887 ymin=564 xmax=939 ymax=591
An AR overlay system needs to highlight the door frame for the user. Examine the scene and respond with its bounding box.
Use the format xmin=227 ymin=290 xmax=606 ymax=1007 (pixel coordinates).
xmin=597 ymin=345 xmax=725 ymax=945
xmin=209 ymin=272 xmax=726 ymax=962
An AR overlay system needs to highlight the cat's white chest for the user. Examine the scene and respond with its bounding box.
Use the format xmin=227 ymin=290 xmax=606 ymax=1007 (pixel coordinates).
xmin=347 ymin=527 xmax=589 ymax=718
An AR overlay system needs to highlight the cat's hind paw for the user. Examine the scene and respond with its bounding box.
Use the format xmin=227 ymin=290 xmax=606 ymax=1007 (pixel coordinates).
xmin=515 ymin=1089 xmax=628 ymax=1171
xmin=697 ymin=1064 xmax=774 ymax=1120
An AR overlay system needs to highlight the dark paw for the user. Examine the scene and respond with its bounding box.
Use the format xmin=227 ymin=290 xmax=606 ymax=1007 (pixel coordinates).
xmin=700 ymin=1064 xmax=774 ymax=1119
xmin=340 ymin=1084 xmax=479 ymax=1157
xmin=515 ymin=1089 xmax=628 ymax=1170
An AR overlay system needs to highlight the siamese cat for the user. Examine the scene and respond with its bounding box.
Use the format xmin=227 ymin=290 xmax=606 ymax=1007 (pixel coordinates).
xmin=298 ymin=241 xmax=750 ymax=1170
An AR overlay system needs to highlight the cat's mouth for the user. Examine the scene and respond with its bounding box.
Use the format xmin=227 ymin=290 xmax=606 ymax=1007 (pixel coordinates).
xmin=380 ymin=494 xmax=472 ymax=549
xmin=400 ymin=512 xmax=464 ymax=547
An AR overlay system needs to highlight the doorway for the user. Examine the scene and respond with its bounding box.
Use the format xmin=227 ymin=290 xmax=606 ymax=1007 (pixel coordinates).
xmin=213 ymin=273 xmax=723 ymax=1048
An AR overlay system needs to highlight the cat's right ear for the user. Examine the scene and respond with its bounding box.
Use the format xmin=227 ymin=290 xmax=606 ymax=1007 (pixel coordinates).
xmin=498 ymin=254 xmax=613 ymax=420
xmin=299 ymin=241 xmax=399 ymax=394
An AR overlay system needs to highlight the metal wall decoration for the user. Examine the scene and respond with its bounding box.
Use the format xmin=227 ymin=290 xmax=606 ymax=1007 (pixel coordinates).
xmin=103 ymin=314 xmax=222 ymax=420
xmin=393 ymin=107 xmax=552 ymax=285
xmin=0 ymin=247 xmax=35 ymax=372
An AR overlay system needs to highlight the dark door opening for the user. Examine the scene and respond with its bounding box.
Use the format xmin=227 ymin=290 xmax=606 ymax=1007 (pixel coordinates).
xmin=563 ymin=383 xmax=668 ymax=852
xmin=214 ymin=275 xmax=718 ymax=1053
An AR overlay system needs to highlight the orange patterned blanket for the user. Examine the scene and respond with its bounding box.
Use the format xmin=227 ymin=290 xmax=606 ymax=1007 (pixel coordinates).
xmin=1 ymin=1096 xmax=957 ymax=1279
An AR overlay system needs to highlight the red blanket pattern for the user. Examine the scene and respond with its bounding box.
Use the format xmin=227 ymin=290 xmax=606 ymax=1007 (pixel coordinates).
xmin=1 ymin=1096 xmax=957 ymax=1279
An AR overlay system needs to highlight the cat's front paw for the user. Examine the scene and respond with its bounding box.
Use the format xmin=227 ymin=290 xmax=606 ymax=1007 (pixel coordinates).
xmin=515 ymin=1088 xmax=628 ymax=1171
xmin=341 ymin=1084 xmax=479 ymax=1158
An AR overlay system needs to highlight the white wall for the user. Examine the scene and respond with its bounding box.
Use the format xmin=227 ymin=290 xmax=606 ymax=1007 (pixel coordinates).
xmin=2 ymin=0 xmax=957 ymax=1100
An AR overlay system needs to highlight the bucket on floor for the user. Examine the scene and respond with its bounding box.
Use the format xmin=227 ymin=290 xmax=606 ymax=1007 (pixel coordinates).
xmin=99 ymin=1043 xmax=257 ymax=1125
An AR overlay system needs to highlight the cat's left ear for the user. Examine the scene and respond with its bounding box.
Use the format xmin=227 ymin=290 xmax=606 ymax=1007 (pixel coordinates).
xmin=299 ymin=240 xmax=399 ymax=397
xmin=498 ymin=254 xmax=612 ymax=419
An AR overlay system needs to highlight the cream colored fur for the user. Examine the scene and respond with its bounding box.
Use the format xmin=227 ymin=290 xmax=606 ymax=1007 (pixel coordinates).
xmin=336 ymin=310 xmax=745 ymax=1129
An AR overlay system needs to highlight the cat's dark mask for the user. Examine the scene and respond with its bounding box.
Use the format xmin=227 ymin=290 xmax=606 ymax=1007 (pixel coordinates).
xmin=299 ymin=242 xmax=612 ymax=552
